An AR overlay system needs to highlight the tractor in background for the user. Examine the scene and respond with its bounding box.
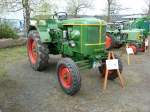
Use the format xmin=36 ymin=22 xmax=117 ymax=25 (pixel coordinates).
xmin=105 ymin=22 xmax=127 ymax=50
xmin=122 ymin=17 xmax=150 ymax=53
xmin=106 ymin=17 xmax=150 ymax=54
xmin=128 ymin=16 xmax=150 ymax=38
xmin=27 ymin=12 xmax=123 ymax=95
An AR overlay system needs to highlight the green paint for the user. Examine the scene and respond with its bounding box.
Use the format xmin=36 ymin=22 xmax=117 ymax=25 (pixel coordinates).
xmin=28 ymin=17 xmax=108 ymax=69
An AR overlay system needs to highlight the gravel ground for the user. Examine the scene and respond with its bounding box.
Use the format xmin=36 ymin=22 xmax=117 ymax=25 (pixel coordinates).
xmin=0 ymin=46 xmax=150 ymax=112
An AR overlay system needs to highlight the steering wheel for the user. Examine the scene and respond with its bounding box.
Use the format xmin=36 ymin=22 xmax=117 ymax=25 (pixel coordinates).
xmin=53 ymin=12 xmax=68 ymax=20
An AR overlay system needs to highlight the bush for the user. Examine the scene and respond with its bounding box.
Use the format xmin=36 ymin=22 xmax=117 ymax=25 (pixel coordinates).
xmin=0 ymin=22 xmax=19 ymax=39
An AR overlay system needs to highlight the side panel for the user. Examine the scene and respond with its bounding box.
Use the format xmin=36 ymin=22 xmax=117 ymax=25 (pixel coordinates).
xmin=38 ymin=30 xmax=51 ymax=42
xmin=82 ymin=25 xmax=106 ymax=56
xmin=31 ymin=19 xmax=60 ymax=43
xmin=62 ymin=25 xmax=106 ymax=57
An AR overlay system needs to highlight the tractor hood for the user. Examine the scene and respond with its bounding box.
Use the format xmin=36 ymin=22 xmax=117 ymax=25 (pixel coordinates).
xmin=61 ymin=18 xmax=106 ymax=25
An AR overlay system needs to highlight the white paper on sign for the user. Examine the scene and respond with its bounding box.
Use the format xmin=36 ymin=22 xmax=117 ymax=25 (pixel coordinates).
xmin=106 ymin=59 xmax=119 ymax=70
xmin=126 ymin=48 xmax=134 ymax=54
xmin=145 ymin=39 xmax=149 ymax=46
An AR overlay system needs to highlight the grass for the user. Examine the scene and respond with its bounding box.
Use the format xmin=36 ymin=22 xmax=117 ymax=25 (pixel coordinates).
xmin=0 ymin=67 xmax=7 ymax=79
xmin=0 ymin=46 xmax=27 ymax=63
xmin=0 ymin=46 xmax=27 ymax=79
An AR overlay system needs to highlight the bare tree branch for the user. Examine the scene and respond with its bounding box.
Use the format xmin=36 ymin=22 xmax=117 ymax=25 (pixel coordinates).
xmin=106 ymin=0 xmax=122 ymax=22
xmin=144 ymin=0 xmax=150 ymax=16
xmin=66 ymin=0 xmax=93 ymax=17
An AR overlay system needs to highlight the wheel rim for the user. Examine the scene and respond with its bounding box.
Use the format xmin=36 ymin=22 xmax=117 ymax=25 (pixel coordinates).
xmin=59 ymin=65 xmax=72 ymax=89
xmin=105 ymin=36 xmax=112 ymax=49
xmin=139 ymin=47 xmax=145 ymax=52
xmin=138 ymin=44 xmax=145 ymax=52
xmin=27 ymin=38 xmax=37 ymax=64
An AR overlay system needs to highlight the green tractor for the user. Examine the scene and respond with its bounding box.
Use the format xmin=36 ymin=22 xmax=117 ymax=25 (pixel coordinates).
xmin=122 ymin=29 xmax=145 ymax=53
xmin=129 ymin=16 xmax=150 ymax=38
xmin=125 ymin=16 xmax=150 ymax=53
xmin=27 ymin=12 xmax=123 ymax=95
xmin=105 ymin=22 xmax=127 ymax=49
xmin=106 ymin=20 xmax=148 ymax=54
xmin=122 ymin=20 xmax=148 ymax=53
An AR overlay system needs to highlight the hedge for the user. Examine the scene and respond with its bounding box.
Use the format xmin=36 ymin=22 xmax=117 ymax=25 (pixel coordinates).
xmin=0 ymin=22 xmax=18 ymax=39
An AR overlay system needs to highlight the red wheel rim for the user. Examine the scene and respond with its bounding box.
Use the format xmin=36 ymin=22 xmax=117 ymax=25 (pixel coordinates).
xmin=128 ymin=45 xmax=137 ymax=54
xmin=27 ymin=38 xmax=37 ymax=64
xmin=138 ymin=47 xmax=145 ymax=52
xmin=105 ymin=36 xmax=112 ymax=49
xmin=59 ymin=65 xmax=72 ymax=89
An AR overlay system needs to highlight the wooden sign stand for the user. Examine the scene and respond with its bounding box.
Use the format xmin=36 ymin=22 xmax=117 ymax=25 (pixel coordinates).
xmin=126 ymin=44 xmax=136 ymax=65
xmin=103 ymin=51 xmax=125 ymax=90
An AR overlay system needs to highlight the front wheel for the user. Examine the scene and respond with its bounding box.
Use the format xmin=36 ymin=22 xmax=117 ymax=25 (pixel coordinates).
xmin=99 ymin=56 xmax=123 ymax=80
xmin=57 ymin=58 xmax=81 ymax=95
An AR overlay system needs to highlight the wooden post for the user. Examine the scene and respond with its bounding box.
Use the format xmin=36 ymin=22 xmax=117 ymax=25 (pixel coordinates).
xmin=103 ymin=52 xmax=111 ymax=90
xmin=127 ymin=54 xmax=130 ymax=65
xmin=126 ymin=44 xmax=135 ymax=65
xmin=126 ymin=44 xmax=130 ymax=65
xmin=103 ymin=51 xmax=125 ymax=90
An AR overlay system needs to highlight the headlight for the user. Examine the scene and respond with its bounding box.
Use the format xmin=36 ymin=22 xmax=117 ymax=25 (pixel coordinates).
xmin=47 ymin=29 xmax=50 ymax=32
xmin=63 ymin=30 xmax=67 ymax=38
xmin=69 ymin=40 xmax=76 ymax=47
xmin=30 ymin=20 xmax=37 ymax=26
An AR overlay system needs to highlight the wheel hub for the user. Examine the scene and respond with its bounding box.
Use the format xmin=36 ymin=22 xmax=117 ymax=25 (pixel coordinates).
xmin=28 ymin=38 xmax=37 ymax=64
xmin=59 ymin=65 xmax=72 ymax=89
xmin=105 ymin=36 xmax=112 ymax=49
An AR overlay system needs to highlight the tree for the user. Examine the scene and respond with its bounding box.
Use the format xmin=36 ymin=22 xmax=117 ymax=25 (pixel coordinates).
xmin=0 ymin=0 xmax=30 ymax=32
xmin=33 ymin=0 xmax=56 ymax=16
xmin=0 ymin=0 xmax=55 ymax=32
xmin=144 ymin=0 xmax=150 ymax=16
xmin=106 ymin=0 xmax=120 ymax=22
xmin=66 ymin=0 xmax=93 ymax=17
xmin=22 ymin=0 xmax=30 ymax=32
xmin=0 ymin=0 xmax=7 ymax=14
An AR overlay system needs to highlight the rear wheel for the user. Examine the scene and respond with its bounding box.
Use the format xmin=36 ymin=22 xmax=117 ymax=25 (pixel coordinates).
xmin=27 ymin=30 xmax=49 ymax=71
xmin=105 ymin=36 xmax=113 ymax=50
xmin=57 ymin=58 xmax=81 ymax=95
xmin=138 ymin=43 xmax=145 ymax=52
xmin=99 ymin=56 xmax=123 ymax=80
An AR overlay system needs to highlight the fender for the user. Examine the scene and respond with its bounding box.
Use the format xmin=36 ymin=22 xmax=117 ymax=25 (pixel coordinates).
xmin=28 ymin=25 xmax=51 ymax=43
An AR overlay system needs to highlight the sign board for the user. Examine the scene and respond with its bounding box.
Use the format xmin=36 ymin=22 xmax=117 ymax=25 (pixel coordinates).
xmin=145 ymin=39 xmax=149 ymax=47
xmin=126 ymin=48 xmax=134 ymax=54
xmin=106 ymin=59 xmax=119 ymax=70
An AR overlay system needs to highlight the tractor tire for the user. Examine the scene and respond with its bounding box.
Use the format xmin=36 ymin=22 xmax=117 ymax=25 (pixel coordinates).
xmin=99 ymin=56 xmax=123 ymax=80
xmin=113 ymin=42 xmax=123 ymax=49
xmin=27 ymin=30 xmax=49 ymax=71
xmin=138 ymin=43 xmax=145 ymax=52
xmin=105 ymin=36 xmax=113 ymax=50
xmin=57 ymin=58 xmax=81 ymax=95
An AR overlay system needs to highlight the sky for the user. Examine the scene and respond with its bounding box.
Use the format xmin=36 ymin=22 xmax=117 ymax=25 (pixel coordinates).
xmin=79 ymin=0 xmax=147 ymax=15
xmin=0 ymin=0 xmax=148 ymax=20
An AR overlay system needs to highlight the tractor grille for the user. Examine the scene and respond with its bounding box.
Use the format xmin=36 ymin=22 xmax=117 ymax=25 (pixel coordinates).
xmin=87 ymin=26 xmax=99 ymax=44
